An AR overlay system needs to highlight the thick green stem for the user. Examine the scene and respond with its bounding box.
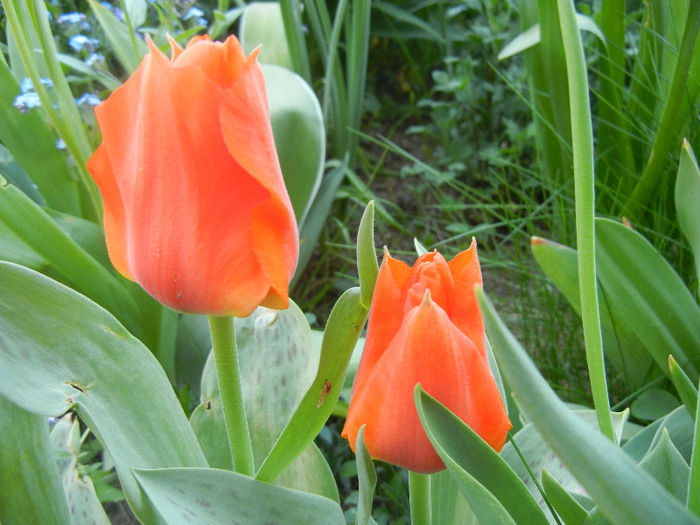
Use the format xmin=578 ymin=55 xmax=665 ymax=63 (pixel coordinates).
xmin=556 ymin=0 xmax=614 ymax=440
xmin=409 ymin=471 xmax=431 ymax=525
xmin=208 ymin=316 xmax=254 ymax=476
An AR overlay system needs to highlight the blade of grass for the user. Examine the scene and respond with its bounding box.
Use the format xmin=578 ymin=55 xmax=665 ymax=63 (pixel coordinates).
xmin=556 ymin=0 xmax=613 ymax=440
xmin=279 ymin=0 xmax=311 ymax=83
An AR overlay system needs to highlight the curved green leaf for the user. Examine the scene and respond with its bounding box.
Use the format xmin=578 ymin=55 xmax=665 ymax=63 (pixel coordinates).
xmin=0 ymin=263 xmax=206 ymax=523
xmin=355 ymin=426 xmax=377 ymax=525
xmin=477 ymin=287 xmax=700 ymax=525
xmin=357 ymin=200 xmax=378 ymax=308
xmin=542 ymin=468 xmax=588 ymax=525
xmin=134 ymin=467 xmax=345 ymax=525
xmin=240 ymin=2 xmax=293 ymax=68
xmin=415 ymin=386 xmax=548 ymax=525
xmin=595 ymin=218 xmax=700 ymax=381
xmin=0 ymin=395 xmax=71 ymax=525
xmin=263 ymin=64 xmax=325 ymax=227
xmin=676 ymin=139 xmax=700 ymax=292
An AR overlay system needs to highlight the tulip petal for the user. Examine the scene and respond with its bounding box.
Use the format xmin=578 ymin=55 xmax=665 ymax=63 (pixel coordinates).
xmin=173 ymin=36 xmax=246 ymax=89
xmin=343 ymin=295 xmax=511 ymax=473
xmin=86 ymin=144 xmax=130 ymax=279
xmin=219 ymin=48 xmax=299 ymax=302
xmin=92 ymin=39 xmax=275 ymax=316
xmin=403 ymin=251 xmax=454 ymax=314
xmin=448 ymin=239 xmax=486 ymax=358
xmin=350 ymin=251 xmax=411 ymax=398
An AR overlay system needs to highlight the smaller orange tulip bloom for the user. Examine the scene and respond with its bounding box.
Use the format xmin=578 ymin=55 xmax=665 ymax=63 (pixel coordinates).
xmin=87 ymin=36 xmax=298 ymax=316
xmin=342 ymin=240 xmax=511 ymax=473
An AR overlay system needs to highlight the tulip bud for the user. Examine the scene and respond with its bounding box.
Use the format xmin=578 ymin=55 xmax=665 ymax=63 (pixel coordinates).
xmin=87 ymin=36 xmax=298 ymax=316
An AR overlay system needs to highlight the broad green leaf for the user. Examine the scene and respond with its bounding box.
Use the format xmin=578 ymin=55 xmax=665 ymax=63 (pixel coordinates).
xmin=263 ymin=64 xmax=325 ymax=226
xmin=531 ymin=235 xmax=655 ymax=389
xmin=240 ymin=2 xmax=293 ymax=68
xmin=623 ymin=406 xmax=695 ymax=463
xmin=124 ymin=0 xmax=147 ymax=28
xmin=542 ymin=468 xmax=588 ymax=525
xmin=0 ymin=176 xmax=141 ymax=335
xmin=430 ymin=470 xmax=479 ymax=525
xmin=477 ymin=287 xmax=700 ymax=525
xmin=0 ymin=217 xmax=45 ymax=269
xmin=373 ymin=1 xmax=446 ymax=43
xmin=88 ymin=0 xmax=148 ymax=73
xmin=640 ymin=429 xmax=689 ymax=502
xmin=0 ymin=395 xmax=71 ymax=525
xmin=355 ymin=426 xmax=377 ymax=525
xmin=190 ymin=303 xmax=339 ymax=501
xmin=632 ymin=389 xmax=682 ymax=422
xmin=256 ymin=287 xmax=367 ymax=483
xmin=415 ymin=387 xmax=548 ymax=525
xmin=501 ymin=408 xmax=629 ymax=517
xmin=134 ymin=467 xmax=345 ymax=524
xmin=595 ymin=218 xmax=700 ymax=381
xmin=0 ymin=263 xmax=206 ymax=524
xmin=669 ymin=355 xmax=699 ymax=419
xmin=0 ymin=55 xmax=80 ymax=214
xmin=357 ymin=201 xmax=378 ymax=308
xmin=676 ymin=139 xmax=700 ymax=290
xmin=498 ymin=14 xmax=605 ymax=60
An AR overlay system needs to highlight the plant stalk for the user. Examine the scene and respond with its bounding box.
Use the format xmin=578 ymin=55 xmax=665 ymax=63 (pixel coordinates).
xmin=409 ymin=471 xmax=431 ymax=525
xmin=208 ymin=315 xmax=255 ymax=476
xmin=556 ymin=0 xmax=614 ymax=440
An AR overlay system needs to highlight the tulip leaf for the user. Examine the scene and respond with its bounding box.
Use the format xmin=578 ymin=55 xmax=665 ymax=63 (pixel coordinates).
xmin=133 ymin=467 xmax=345 ymax=525
xmin=357 ymin=200 xmax=379 ymax=308
xmin=477 ymin=287 xmax=700 ymax=525
xmin=640 ymin=429 xmax=690 ymax=502
xmin=355 ymin=426 xmax=377 ymax=525
xmin=623 ymin=406 xmax=695 ymax=464
xmin=631 ymin=389 xmax=682 ymax=422
xmin=0 ymin=262 xmax=207 ymax=524
xmin=530 ymin=235 xmax=655 ymax=389
xmin=430 ymin=470 xmax=479 ymax=525
xmin=595 ymin=218 xmax=700 ymax=381
xmin=0 ymin=395 xmax=72 ymax=525
xmin=256 ymin=287 xmax=368 ymax=483
xmin=541 ymin=469 xmax=588 ymax=525
xmin=240 ymin=2 xmax=293 ymax=69
xmin=414 ymin=386 xmax=549 ymax=525
xmin=263 ymin=64 xmax=325 ymax=227
xmin=0 ymin=56 xmax=80 ymax=215
xmin=676 ymin=139 xmax=700 ymax=292
xmin=88 ymin=0 xmax=148 ymax=73
xmin=190 ymin=303 xmax=339 ymax=500
xmin=689 ymin=380 xmax=700 ymax=516
xmin=668 ymin=355 xmax=699 ymax=420
xmin=0 ymin=175 xmax=141 ymax=335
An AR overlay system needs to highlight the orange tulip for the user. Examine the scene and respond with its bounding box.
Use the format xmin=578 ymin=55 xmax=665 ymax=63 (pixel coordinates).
xmin=87 ymin=36 xmax=298 ymax=316
xmin=342 ymin=240 xmax=511 ymax=473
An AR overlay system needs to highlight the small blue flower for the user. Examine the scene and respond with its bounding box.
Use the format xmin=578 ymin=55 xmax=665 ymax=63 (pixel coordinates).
xmin=183 ymin=6 xmax=204 ymax=21
xmin=56 ymin=138 xmax=66 ymax=150
xmin=68 ymin=34 xmax=99 ymax=52
xmin=85 ymin=53 xmax=105 ymax=67
xmin=20 ymin=77 xmax=33 ymax=93
xmin=76 ymin=93 xmax=101 ymax=106
xmin=57 ymin=12 xmax=86 ymax=25
xmin=39 ymin=78 xmax=54 ymax=89
xmin=14 ymin=92 xmax=41 ymax=113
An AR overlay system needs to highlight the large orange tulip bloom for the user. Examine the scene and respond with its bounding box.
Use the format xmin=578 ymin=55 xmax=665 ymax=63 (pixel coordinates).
xmin=342 ymin=240 xmax=512 ymax=473
xmin=87 ymin=36 xmax=298 ymax=316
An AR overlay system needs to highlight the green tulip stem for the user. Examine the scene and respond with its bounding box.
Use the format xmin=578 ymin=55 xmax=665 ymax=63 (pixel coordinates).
xmin=409 ymin=471 xmax=432 ymax=525
xmin=208 ymin=315 xmax=255 ymax=477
